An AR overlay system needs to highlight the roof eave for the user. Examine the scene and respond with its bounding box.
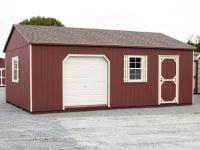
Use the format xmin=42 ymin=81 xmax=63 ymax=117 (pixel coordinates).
xmin=30 ymin=42 xmax=196 ymax=51
xmin=3 ymin=25 xmax=15 ymax=52
xmin=3 ymin=25 xmax=30 ymax=53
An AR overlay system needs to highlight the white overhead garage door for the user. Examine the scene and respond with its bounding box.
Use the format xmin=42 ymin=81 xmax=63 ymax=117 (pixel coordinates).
xmin=63 ymin=55 xmax=108 ymax=108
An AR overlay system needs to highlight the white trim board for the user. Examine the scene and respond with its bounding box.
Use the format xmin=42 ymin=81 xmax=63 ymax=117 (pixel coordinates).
xmin=62 ymin=54 xmax=110 ymax=110
xmin=192 ymin=50 xmax=194 ymax=102
xmin=29 ymin=44 xmax=32 ymax=112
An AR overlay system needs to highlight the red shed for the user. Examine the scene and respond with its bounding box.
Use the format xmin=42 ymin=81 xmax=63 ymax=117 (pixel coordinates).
xmin=0 ymin=58 xmax=5 ymax=86
xmin=3 ymin=25 xmax=195 ymax=113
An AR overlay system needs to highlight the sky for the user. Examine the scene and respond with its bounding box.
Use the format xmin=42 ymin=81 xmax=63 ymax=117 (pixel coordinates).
xmin=0 ymin=0 xmax=200 ymax=58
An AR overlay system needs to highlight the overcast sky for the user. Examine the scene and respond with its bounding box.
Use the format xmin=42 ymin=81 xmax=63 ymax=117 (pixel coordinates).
xmin=0 ymin=0 xmax=199 ymax=57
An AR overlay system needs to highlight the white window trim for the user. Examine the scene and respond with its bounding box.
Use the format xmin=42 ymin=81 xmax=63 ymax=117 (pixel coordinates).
xmin=124 ymin=55 xmax=148 ymax=83
xmin=12 ymin=56 xmax=19 ymax=83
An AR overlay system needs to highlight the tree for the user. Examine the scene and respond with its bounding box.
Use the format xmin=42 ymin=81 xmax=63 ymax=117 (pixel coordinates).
xmin=187 ymin=35 xmax=200 ymax=52
xmin=19 ymin=16 xmax=64 ymax=27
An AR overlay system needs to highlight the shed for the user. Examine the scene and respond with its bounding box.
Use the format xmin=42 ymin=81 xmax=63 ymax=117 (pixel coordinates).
xmin=194 ymin=52 xmax=200 ymax=93
xmin=3 ymin=25 xmax=195 ymax=112
xmin=0 ymin=58 xmax=5 ymax=86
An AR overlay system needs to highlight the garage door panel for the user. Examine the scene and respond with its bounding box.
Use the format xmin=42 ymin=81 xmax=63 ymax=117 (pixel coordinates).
xmin=64 ymin=69 xmax=106 ymax=74
xmin=63 ymin=81 xmax=107 ymax=87
xmin=65 ymin=94 xmax=106 ymax=99
xmin=64 ymin=95 xmax=107 ymax=106
xmin=64 ymin=89 xmax=107 ymax=96
xmin=64 ymin=95 xmax=106 ymax=100
xmin=63 ymin=76 xmax=107 ymax=83
xmin=65 ymin=85 xmax=107 ymax=93
xmin=63 ymin=56 xmax=108 ymax=107
xmin=65 ymin=101 xmax=106 ymax=106
xmin=63 ymin=81 xmax=107 ymax=88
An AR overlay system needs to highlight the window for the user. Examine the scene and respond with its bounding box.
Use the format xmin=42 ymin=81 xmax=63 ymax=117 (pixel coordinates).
xmin=124 ymin=55 xmax=147 ymax=82
xmin=12 ymin=56 xmax=19 ymax=83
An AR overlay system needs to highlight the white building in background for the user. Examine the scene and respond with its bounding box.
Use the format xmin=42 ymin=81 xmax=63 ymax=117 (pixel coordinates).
xmin=0 ymin=58 xmax=5 ymax=87
xmin=194 ymin=52 xmax=200 ymax=93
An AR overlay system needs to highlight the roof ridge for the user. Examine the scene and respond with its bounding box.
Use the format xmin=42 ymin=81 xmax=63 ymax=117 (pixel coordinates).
xmin=14 ymin=24 xmax=163 ymax=35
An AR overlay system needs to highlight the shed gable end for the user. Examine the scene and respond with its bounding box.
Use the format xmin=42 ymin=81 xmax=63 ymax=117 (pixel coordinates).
xmin=4 ymin=27 xmax=29 ymax=52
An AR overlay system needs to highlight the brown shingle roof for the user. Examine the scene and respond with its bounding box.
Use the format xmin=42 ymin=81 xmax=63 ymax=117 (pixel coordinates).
xmin=14 ymin=24 xmax=195 ymax=50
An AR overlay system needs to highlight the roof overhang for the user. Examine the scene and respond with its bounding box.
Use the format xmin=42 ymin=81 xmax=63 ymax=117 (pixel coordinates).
xmin=31 ymin=42 xmax=196 ymax=51
xmin=3 ymin=25 xmax=15 ymax=52
xmin=3 ymin=25 xmax=196 ymax=52
xmin=3 ymin=25 xmax=29 ymax=53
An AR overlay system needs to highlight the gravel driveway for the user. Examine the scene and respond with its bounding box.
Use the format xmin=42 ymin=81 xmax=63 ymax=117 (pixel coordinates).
xmin=0 ymin=87 xmax=200 ymax=149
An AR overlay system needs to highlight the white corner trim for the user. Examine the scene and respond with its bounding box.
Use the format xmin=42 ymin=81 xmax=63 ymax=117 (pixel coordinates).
xmin=192 ymin=50 xmax=194 ymax=103
xmin=62 ymin=54 xmax=110 ymax=110
xmin=29 ymin=45 xmax=32 ymax=112
xmin=62 ymin=57 xmax=64 ymax=110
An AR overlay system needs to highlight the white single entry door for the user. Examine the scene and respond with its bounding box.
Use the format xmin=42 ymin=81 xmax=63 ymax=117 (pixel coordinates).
xmin=63 ymin=55 xmax=108 ymax=108
xmin=158 ymin=55 xmax=179 ymax=104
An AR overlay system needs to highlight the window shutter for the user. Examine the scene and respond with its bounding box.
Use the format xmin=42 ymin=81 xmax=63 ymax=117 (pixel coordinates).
xmin=16 ymin=57 xmax=19 ymax=82
xmin=12 ymin=58 xmax=14 ymax=82
xmin=142 ymin=56 xmax=148 ymax=82
xmin=124 ymin=55 xmax=128 ymax=82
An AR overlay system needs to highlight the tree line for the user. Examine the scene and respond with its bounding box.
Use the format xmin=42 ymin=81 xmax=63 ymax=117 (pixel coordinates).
xmin=187 ymin=35 xmax=200 ymax=52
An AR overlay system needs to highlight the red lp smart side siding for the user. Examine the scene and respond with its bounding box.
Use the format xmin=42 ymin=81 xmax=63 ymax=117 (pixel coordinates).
xmin=5 ymin=28 xmax=30 ymax=111
xmin=31 ymin=45 xmax=193 ymax=112
xmin=0 ymin=59 xmax=5 ymax=68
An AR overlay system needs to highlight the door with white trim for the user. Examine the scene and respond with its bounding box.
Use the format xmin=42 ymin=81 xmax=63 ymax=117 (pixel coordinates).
xmin=158 ymin=55 xmax=179 ymax=104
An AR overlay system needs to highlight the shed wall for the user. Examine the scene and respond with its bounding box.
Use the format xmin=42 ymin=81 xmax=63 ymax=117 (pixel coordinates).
xmin=32 ymin=45 xmax=193 ymax=112
xmin=0 ymin=59 xmax=5 ymax=68
xmin=5 ymin=29 xmax=30 ymax=111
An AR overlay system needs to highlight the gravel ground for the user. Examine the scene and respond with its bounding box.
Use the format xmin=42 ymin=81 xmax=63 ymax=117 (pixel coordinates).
xmin=0 ymin=87 xmax=200 ymax=149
